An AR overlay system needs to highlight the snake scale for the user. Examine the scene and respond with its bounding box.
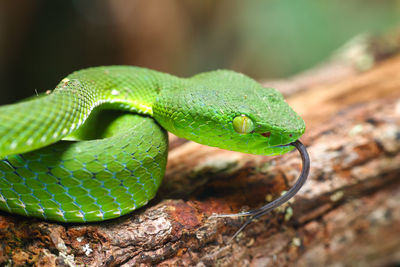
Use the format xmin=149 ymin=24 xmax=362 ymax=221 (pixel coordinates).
xmin=0 ymin=66 xmax=308 ymax=225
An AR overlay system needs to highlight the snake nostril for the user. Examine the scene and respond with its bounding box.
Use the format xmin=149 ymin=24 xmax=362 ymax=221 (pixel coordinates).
xmin=261 ymin=132 xmax=271 ymax=138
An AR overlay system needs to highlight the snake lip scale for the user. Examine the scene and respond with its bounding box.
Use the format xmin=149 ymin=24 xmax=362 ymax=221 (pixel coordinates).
xmin=0 ymin=66 xmax=309 ymax=236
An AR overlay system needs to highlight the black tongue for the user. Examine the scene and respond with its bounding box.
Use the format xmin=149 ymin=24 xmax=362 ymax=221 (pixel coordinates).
xmin=229 ymin=140 xmax=310 ymax=241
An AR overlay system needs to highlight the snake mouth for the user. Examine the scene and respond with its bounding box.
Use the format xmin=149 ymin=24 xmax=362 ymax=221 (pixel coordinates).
xmin=268 ymin=141 xmax=298 ymax=150
xmin=270 ymin=143 xmax=294 ymax=148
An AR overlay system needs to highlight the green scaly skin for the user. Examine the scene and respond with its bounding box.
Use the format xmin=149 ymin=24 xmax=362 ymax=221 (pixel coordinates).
xmin=0 ymin=66 xmax=305 ymax=222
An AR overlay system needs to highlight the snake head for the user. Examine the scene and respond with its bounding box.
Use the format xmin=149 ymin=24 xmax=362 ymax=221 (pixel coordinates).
xmin=153 ymin=70 xmax=305 ymax=156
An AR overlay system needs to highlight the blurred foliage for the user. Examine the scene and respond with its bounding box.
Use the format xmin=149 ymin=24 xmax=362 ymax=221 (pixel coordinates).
xmin=0 ymin=0 xmax=399 ymax=104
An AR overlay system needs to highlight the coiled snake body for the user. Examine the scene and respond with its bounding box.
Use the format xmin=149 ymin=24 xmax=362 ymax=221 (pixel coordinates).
xmin=0 ymin=66 xmax=307 ymax=224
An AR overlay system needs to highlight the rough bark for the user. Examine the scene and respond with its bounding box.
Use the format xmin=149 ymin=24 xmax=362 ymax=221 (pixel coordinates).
xmin=1 ymin=55 xmax=400 ymax=266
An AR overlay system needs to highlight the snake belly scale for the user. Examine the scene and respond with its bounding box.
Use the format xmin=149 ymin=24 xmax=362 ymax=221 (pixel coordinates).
xmin=0 ymin=66 xmax=305 ymax=222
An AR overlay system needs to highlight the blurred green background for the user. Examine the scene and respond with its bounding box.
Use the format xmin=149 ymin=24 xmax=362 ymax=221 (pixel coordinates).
xmin=1 ymin=0 xmax=399 ymax=104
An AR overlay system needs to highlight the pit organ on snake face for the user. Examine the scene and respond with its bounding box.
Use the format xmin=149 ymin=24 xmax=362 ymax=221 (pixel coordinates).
xmin=0 ymin=66 xmax=305 ymax=222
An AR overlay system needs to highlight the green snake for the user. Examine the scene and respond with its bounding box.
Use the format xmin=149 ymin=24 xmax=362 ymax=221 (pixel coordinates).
xmin=0 ymin=66 xmax=308 ymax=228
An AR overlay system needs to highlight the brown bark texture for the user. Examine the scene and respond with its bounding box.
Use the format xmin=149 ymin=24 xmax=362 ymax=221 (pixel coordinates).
xmin=1 ymin=55 xmax=400 ymax=266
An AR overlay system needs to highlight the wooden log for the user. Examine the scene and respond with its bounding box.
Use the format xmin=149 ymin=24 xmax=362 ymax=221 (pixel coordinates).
xmin=1 ymin=55 xmax=400 ymax=266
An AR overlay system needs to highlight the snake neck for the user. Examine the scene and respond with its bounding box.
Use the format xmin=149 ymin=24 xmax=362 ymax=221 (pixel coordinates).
xmin=0 ymin=66 xmax=182 ymax=157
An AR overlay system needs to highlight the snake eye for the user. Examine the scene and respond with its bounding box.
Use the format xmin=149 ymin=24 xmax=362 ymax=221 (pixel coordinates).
xmin=232 ymin=115 xmax=255 ymax=134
